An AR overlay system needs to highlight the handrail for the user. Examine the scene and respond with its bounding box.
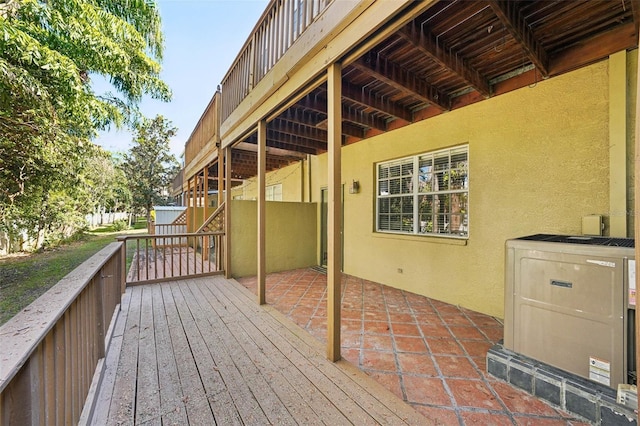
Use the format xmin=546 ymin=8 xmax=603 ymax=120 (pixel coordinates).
xmin=220 ymin=0 xmax=333 ymax=122
xmin=195 ymin=202 xmax=225 ymax=234
xmin=0 ymin=242 xmax=124 ymax=425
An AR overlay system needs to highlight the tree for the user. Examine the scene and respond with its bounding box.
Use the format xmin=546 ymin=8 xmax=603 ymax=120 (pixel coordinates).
xmin=0 ymin=0 xmax=171 ymax=251
xmin=122 ymin=115 xmax=178 ymax=222
xmin=83 ymin=149 xmax=131 ymax=214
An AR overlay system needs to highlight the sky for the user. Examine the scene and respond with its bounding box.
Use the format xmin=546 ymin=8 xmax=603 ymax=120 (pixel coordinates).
xmin=92 ymin=0 xmax=270 ymax=158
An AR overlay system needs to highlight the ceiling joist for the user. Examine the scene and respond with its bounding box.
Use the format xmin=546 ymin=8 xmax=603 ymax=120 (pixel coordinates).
xmin=352 ymin=54 xmax=451 ymax=110
xmin=397 ymin=24 xmax=491 ymax=98
xmin=341 ymin=81 xmax=413 ymax=122
xmin=488 ymin=0 xmax=549 ymax=78
xmin=294 ymin=94 xmax=388 ymax=131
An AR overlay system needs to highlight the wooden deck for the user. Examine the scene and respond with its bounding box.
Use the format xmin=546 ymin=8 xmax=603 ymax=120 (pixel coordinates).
xmin=93 ymin=276 xmax=429 ymax=425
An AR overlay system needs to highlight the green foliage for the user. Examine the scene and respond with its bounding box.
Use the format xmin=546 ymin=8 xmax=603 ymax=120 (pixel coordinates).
xmin=122 ymin=115 xmax=179 ymax=220
xmin=0 ymin=0 xmax=171 ymax=253
xmin=110 ymin=218 xmax=129 ymax=231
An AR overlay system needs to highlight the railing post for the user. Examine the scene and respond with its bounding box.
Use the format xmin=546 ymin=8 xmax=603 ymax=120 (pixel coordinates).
xmin=116 ymin=237 xmax=127 ymax=294
xmin=96 ymin=275 xmax=106 ymax=359
xmin=249 ymin=33 xmax=257 ymax=91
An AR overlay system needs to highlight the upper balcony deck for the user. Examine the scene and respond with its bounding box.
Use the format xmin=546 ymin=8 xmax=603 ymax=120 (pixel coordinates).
xmin=180 ymin=0 xmax=637 ymax=184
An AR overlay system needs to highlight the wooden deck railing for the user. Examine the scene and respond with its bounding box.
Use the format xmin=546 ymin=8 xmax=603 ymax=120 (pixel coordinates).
xmin=120 ymin=232 xmax=224 ymax=286
xmin=171 ymin=168 xmax=184 ymax=196
xmin=0 ymin=242 xmax=124 ymax=425
xmin=220 ymin=0 xmax=333 ymax=121
xmin=184 ymin=93 xmax=220 ymax=167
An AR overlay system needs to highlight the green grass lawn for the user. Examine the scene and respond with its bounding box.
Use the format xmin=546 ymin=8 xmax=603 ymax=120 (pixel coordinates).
xmin=0 ymin=221 xmax=147 ymax=326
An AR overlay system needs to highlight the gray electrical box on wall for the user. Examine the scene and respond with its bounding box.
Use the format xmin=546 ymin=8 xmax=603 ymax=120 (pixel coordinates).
xmin=504 ymin=234 xmax=635 ymax=389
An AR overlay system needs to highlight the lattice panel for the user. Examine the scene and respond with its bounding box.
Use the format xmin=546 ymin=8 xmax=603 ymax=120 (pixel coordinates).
xmin=171 ymin=210 xmax=188 ymax=225
xmin=197 ymin=203 xmax=225 ymax=233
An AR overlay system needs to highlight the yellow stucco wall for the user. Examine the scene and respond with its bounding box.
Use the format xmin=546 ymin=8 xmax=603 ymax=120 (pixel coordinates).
xmin=304 ymin=59 xmax=635 ymax=318
xmin=187 ymin=207 xmax=206 ymax=233
xmin=230 ymin=200 xmax=317 ymax=277
xmin=231 ymin=162 xmax=305 ymax=201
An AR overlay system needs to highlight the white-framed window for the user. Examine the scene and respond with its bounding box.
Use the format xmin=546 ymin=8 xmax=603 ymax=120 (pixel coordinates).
xmin=266 ymin=183 xmax=283 ymax=201
xmin=376 ymin=145 xmax=469 ymax=238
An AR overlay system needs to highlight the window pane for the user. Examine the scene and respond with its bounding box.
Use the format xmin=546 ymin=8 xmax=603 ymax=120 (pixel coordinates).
xmin=389 ymin=178 xmax=401 ymax=195
xmin=378 ymin=215 xmax=390 ymax=231
xmin=401 ymin=176 xmax=413 ymax=194
xmin=401 ymin=161 xmax=413 ymax=176
xmin=389 ymin=162 xmax=401 ymax=177
xmin=377 ymin=145 xmax=468 ymax=238
xmin=389 ymin=214 xmax=401 ymax=231
xmin=379 ymin=198 xmax=390 ymax=214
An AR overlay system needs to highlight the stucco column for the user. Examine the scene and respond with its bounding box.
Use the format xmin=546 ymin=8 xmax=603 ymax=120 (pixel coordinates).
xmin=257 ymin=120 xmax=267 ymax=305
xmin=609 ymin=50 xmax=628 ymax=237
xmin=327 ymin=62 xmax=342 ymax=362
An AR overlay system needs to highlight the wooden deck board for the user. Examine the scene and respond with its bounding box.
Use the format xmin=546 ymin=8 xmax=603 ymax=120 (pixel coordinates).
xmin=150 ymin=284 xmax=188 ymax=425
xmin=191 ymin=279 xmax=354 ymax=424
xmin=135 ymin=286 xmax=161 ymax=425
xmin=215 ymin=277 xmax=423 ymax=425
xmin=94 ymin=276 xmax=429 ymax=425
xmin=107 ymin=286 xmax=142 ymax=425
xmin=92 ymin=290 xmax=131 ymax=425
xmin=170 ymin=282 xmax=250 ymax=425
xmin=159 ymin=283 xmax=216 ymax=424
xmin=185 ymin=279 xmax=331 ymax=424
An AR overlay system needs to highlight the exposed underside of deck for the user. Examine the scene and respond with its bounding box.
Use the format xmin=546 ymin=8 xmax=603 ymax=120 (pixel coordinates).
xmin=93 ymin=276 xmax=428 ymax=425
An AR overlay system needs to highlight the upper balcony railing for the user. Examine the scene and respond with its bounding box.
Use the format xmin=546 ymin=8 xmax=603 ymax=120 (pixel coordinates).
xmin=184 ymin=92 xmax=220 ymax=168
xmin=171 ymin=167 xmax=184 ymax=196
xmin=220 ymin=0 xmax=333 ymax=122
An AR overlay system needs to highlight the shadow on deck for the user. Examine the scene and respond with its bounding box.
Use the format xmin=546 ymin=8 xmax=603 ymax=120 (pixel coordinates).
xmin=93 ymin=276 xmax=428 ymax=425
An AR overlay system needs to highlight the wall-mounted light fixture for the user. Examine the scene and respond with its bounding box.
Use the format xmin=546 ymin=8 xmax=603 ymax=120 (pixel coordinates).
xmin=349 ymin=179 xmax=360 ymax=194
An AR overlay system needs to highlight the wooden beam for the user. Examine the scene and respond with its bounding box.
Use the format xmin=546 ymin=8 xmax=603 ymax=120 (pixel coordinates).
xmin=245 ymin=134 xmax=320 ymax=155
xmin=397 ymin=24 xmax=491 ymax=98
xmin=279 ymin=109 xmax=366 ymax=138
xmin=295 ymin=94 xmax=388 ymax=131
xmin=203 ymin=165 xmax=209 ymax=220
xmin=224 ymin=147 xmax=232 ymax=278
xmin=549 ymin=22 xmax=637 ymax=76
xmin=488 ymin=0 xmax=549 ymax=78
xmin=341 ymin=81 xmax=413 ymax=122
xmin=257 ymin=121 xmax=266 ymax=305
xmin=609 ymin=50 xmax=628 ymax=237
xmin=270 ymin=119 xmax=327 ymax=143
xmin=326 ymin=62 xmax=342 ymax=363
xmin=631 ymin=0 xmax=640 ymax=39
xmin=217 ymin=151 xmax=224 ymax=207
xmin=635 ymin=28 xmax=640 ymax=418
xmin=352 ymin=54 xmax=450 ymax=110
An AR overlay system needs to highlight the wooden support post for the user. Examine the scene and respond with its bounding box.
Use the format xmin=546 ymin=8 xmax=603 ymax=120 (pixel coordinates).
xmin=187 ymin=177 xmax=192 ymax=233
xmin=218 ymin=152 xmax=224 ymax=207
xmin=224 ymin=147 xmax=232 ymax=278
xmin=634 ymin=37 xmax=640 ymax=416
xmin=610 ymin=51 xmax=628 ymax=237
xmin=326 ymin=62 xmax=342 ymax=362
xmin=257 ymin=120 xmax=267 ymax=305
xmin=204 ymin=165 xmax=209 ymax=221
